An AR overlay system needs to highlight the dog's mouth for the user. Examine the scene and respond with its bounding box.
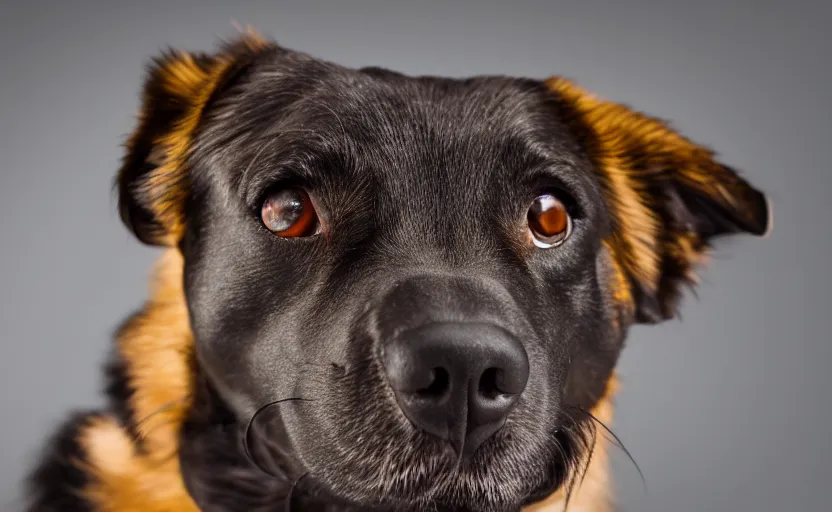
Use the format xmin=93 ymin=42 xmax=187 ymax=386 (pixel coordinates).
xmin=237 ymin=400 xmax=586 ymax=512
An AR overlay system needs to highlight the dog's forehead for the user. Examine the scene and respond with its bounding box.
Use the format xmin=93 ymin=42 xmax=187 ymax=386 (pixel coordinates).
xmin=248 ymin=58 xmax=560 ymax=137
xmin=201 ymin=57 xmax=581 ymax=181
xmin=189 ymin=54 xmax=597 ymax=230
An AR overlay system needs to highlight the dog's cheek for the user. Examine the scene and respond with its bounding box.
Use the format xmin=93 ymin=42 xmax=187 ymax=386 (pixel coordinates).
xmin=560 ymin=247 xmax=628 ymax=411
xmin=181 ymin=202 xmax=329 ymax=417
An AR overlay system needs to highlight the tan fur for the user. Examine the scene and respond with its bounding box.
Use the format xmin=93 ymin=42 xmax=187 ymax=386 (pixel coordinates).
xmin=79 ymin=251 xmax=198 ymax=511
xmin=547 ymin=77 xmax=762 ymax=314
xmin=126 ymin=31 xmax=270 ymax=245
xmin=79 ymin=416 xmax=198 ymax=512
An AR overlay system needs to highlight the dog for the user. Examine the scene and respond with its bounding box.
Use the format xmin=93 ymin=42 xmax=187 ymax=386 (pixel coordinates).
xmin=25 ymin=32 xmax=770 ymax=512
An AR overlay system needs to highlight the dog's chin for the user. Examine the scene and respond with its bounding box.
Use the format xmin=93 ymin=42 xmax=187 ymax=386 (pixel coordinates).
xmin=286 ymin=424 xmax=567 ymax=512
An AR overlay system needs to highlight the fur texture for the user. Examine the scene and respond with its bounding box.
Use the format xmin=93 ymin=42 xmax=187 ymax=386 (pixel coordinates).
xmin=25 ymin=32 xmax=769 ymax=512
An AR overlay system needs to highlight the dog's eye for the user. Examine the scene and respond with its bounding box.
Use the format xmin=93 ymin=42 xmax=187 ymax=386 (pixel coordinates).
xmin=261 ymin=188 xmax=319 ymax=237
xmin=527 ymin=194 xmax=572 ymax=248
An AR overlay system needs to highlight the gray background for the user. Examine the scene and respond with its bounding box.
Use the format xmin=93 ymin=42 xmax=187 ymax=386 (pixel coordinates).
xmin=1 ymin=1 xmax=829 ymax=510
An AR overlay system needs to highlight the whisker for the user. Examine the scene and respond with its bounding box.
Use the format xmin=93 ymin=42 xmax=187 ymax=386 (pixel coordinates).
xmin=284 ymin=471 xmax=311 ymax=512
xmin=131 ymin=397 xmax=192 ymax=467
xmin=243 ymin=397 xmax=315 ymax=477
xmin=561 ymin=414 xmax=597 ymax=511
xmin=568 ymin=405 xmax=647 ymax=494
xmin=576 ymin=421 xmax=598 ymax=491
xmin=134 ymin=397 xmax=190 ymax=430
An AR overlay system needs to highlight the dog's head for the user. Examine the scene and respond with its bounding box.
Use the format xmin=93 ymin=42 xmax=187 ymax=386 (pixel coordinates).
xmin=116 ymin=34 xmax=769 ymax=511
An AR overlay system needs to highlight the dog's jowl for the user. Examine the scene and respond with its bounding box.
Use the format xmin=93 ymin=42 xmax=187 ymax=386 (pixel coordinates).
xmin=25 ymin=33 xmax=770 ymax=512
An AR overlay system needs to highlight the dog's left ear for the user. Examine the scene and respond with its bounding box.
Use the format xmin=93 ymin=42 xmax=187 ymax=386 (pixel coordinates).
xmin=547 ymin=77 xmax=771 ymax=323
xmin=116 ymin=32 xmax=274 ymax=246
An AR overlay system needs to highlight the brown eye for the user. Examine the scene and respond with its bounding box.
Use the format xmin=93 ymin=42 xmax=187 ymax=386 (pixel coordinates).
xmin=527 ymin=194 xmax=572 ymax=248
xmin=261 ymin=188 xmax=319 ymax=237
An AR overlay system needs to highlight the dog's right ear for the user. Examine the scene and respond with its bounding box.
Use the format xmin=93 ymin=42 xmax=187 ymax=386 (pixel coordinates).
xmin=546 ymin=77 xmax=770 ymax=323
xmin=116 ymin=32 xmax=275 ymax=246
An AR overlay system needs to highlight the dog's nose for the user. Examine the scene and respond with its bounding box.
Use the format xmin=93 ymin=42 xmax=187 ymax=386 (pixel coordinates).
xmin=383 ymin=322 xmax=529 ymax=457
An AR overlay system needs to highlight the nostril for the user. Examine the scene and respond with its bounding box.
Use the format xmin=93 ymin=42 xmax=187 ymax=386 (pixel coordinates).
xmin=416 ymin=367 xmax=450 ymax=398
xmin=384 ymin=322 xmax=529 ymax=456
xmin=478 ymin=367 xmax=504 ymax=400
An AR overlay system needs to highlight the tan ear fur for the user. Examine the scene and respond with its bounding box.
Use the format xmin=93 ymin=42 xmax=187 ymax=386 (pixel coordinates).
xmin=547 ymin=77 xmax=770 ymax=321
xmin=117 ymin=31 xmax=273 ymax=246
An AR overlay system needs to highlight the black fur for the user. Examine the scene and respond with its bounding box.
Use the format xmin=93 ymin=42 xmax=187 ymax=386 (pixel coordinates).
xmin=26 ymin=41 xmax=767 ymax=512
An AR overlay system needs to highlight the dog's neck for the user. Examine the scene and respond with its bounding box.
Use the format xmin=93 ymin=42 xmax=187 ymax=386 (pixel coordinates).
xmin=75 ymin=250 xmax=614 ymax=511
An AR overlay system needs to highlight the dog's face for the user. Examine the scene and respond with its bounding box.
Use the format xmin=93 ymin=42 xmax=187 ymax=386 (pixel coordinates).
xmin=117 ymin=35 xmax=769 ymax=511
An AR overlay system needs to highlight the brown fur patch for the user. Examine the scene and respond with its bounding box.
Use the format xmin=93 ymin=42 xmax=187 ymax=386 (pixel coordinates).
xmin=78 ymin=416 xmax=198 ymax=512
xmin=77 ymin=250 xmax=197 ymax=510
xmin=547 ymin=77 xmax=766 ymax=318
xmin=120 ymin=31 xmax=272 ymax=245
